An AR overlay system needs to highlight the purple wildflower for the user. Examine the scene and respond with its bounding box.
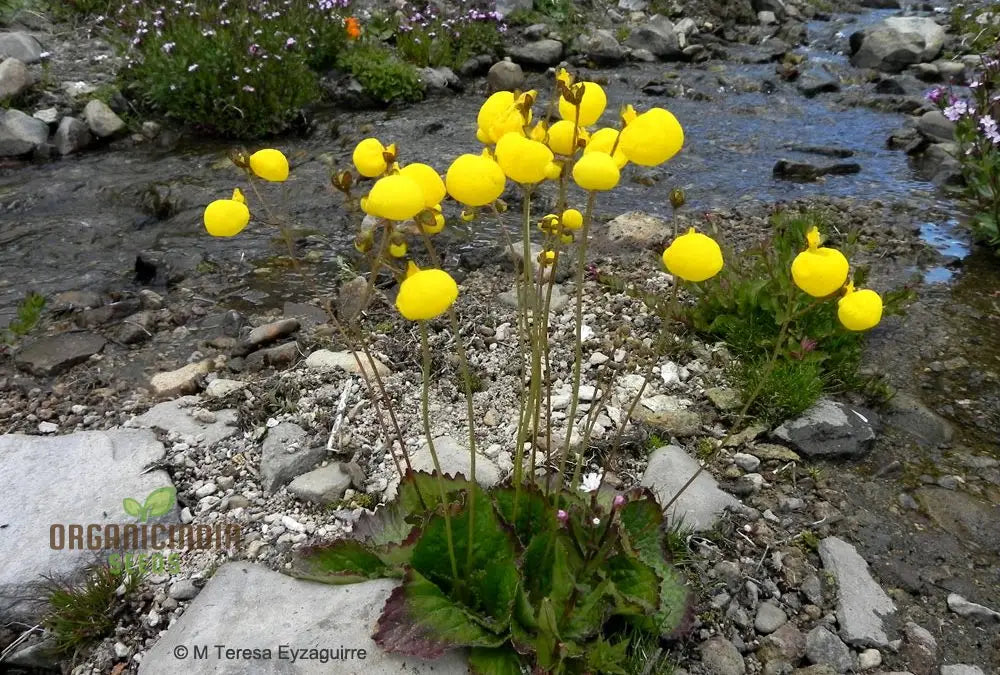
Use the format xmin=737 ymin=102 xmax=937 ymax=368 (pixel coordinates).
xmin=981 ymin=115 xmax=1000 ymax=144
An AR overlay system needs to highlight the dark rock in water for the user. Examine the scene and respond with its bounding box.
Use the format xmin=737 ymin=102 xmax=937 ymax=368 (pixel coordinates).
xmin=885 ymin=393 xmax=953 ymax=446
xmin=773 ymin=398 xmax=877 ymax=458
xmin=773 ymin=159 xmax=861 ymax=182
xmin=875 ymin=77 xmax=906 ymax=95
xmin=916 ymin=110 xmax=955 ymax=143
xmin=15 ymin=332 xmax=107 ymax=376
xmin=626 ymin=15 xmax=683 ymax=60
xmin=283 ymin=302 xmax=328 ymax=327
xmin=487 ymin=59 xmax=525 ymax=93
xmin=850 ymin=18 xmax=945 ymax=73
xmin=860 ymin=0 xmax=900 ymax=7
xmin=75 ymin=299 xmax=141 ymax=328
xmin=887 ymin=127 xmax=925 ymax=153
xmin=797 ymin=64 xmax=840 ymax=97
xmin=134 ymin=252 xmax=203 ymax=286
xmin=786 ymin=145 xmax=854 ymax=158
xmin=245 ymin=341 xmax=300 ymax=371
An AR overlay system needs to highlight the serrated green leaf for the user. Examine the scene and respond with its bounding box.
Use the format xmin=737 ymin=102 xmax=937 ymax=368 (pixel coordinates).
xmin=373 ymin=569 xmax=507 ymax=658
xmin=397 ymin=470 xmax=469 ymax=516
xmin=143 ymin=487 xmax=176 ymax=518
xmin=605 ymin=553 xmax=660 ymax=614
xmin=586 ymin=638 xmax=629 ymax=675
xmin=122 ymin=498 xmax=142 ymax=518
xmin=352 ymin=500 xmax=417 ymax=547
xmin=290 ymin=539 xmax=392 ymax=584
xmin=564 ymin=579 xmax=612 ymax=640
xmin=492 ymin=485 xmax=550 ymax=547
xmin=522 ymin=531 xmax=580 ymax=609
xmin=469 ymin=647 xmax=524 ymax=675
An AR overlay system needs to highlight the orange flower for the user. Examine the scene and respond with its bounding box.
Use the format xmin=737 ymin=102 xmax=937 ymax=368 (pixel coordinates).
xmin=346 ymin=17 xmax=361 ymax=40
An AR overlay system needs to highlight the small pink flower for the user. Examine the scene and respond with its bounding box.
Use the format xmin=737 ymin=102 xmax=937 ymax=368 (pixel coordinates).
xmin=613 ymin=494 xmax=626 ymax=509
xmin=556 ymin=509 xmax=568 ymax=524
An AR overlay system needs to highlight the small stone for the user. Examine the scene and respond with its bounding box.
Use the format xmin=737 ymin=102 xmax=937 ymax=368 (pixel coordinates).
xmin=641 ymin=445 xmax=740 ymax=531
xmin=506 ymin=39 xmax=563 ymax=67
xmin=805 ymin=626 xmax=854 ymax=673
xmin=194 ymin=483 xmax=217 ymax=498
xmin=939 ymin=666 xmax=985 ymax=675
xmin=287 ymin=464 xmax=352 ymax=505
xmin=281 ymin=515 xmax=306 ymax=533
xmin=755 ymin=601 xmax=788 ymax=634
xmin=205 ymin=378 xmax=247 ymax=399
xmin=733 ymin=472 xmax=765 ymax=496
xmin=706 ymin=387 xmax=742 ymax=411
xmin=734 ymin=453 xmax=761 ymax=472
xmin=150 ymin=360 xmax=212 ymax=397
xmin=53 ymin=116 xmax=91 ymax=155
xmin=858 ymin=649 xmax=881 ymax=670
xmin=15 ymin=332 xmax=106 ymax=376
xmin=168 ymin=579 xmax=200 ymax=600
xmin=779 ymin=497 xmax=806 ymax=512
xmin=819 ymin=536 xmax=896 ymax=647
xmin=0 ymin=108 xmax=48 ymax=156
xmin=114 ymin=642 xmax=130 ymax=659
xmin=774 ymin=399 xmax=877 ymax=459
xmin=578 ymin=385 xmax=600 ymax=401
xmin=260 ymin=422 xmax=324 ymax=493
xmin=244 ymin=318 xmax=300 ymax=348
xmin=305 ymin=349 xmax=390 ymax=377
xmin=590 ymin=352 xmax=609 ymax=365
xmin=946 ymin=593 xmax=1000 ymax=622
xmin=0 ymin=57 xmax=30 ymax=99
xmin=699 ymin=636 xmax=746 ymax=675
xmin=83 ymin=99 xmax=125 ymax=138
xmin=37 ymin=421 xmax=58 ymax=434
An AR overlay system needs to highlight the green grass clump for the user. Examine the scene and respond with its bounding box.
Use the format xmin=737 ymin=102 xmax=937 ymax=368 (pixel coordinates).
xmin=2 ymin=292 xmax=45 ymax=345
xmin=337 ymin=44 xmax=424 ymax=105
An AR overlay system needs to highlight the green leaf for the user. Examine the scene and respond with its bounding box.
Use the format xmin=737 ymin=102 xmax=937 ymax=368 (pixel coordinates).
xmin=142 ymin=487 xmax=176 ymax=519
xmin=564 ymin=579 xmax=612 ymax=640
xmin=373 ymin=569 xmax=507 ymax=658
xmin=469 ymin=647 xmax=524 ymax=675
xmin=586 ymin=638 xmax=629 ymax=675
xmin=492 ymin=485 xmax=550 ymax=546
xmin=352 ymin=501 xmax=417 ymax=548
xmin=604 ymin=553 xmax=660 ymax=614
xmin=397 ymin=470 xmax=469 ymax=516
xmin=290 ymin=539 xmax=392 ymax=584
xmin=122 ymin=498 xmax=142 ymax=519
xmin=522 ymin=531 xmax=580 ymax=609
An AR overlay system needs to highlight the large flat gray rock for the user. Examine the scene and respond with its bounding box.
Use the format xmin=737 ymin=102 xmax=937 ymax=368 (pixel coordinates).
xmin=640 ymin=445 xmax=740 ymax=531
xmin=14 ymin=331 xmax=106 ymax=376
xmin=819 ymin=536 xmax=896 ymax=647
xmin=773 ymin=399 xmax=876 ymax=458
xmin=130 ymin=396 xmax=238 ymax=446
xmin=0 ymin=430 xmax=176 ymax=620
xmin=137 ymin=563 xmax=468 ymax=674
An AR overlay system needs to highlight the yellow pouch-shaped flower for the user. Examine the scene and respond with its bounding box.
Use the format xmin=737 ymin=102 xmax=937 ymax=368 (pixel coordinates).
xmin=477 ymin=91 xmax=515 ymax=135
xmin=561 ymin=208 xmax=583 ymax=230
xmin=249 ymin=149 xmax=289 ymax=182
xmin=662 ymin=228 xmax=723 ymax=282
xmin=204 ymin=188 xmax=250 ymax=237
xmin=496 ymin=134 xmax=556 ymax=184
xmin=395 ymin=262 xmax=458 ymax=321
xmin=546 ymin=120 xmax=588 ymax=156
xmin=446 ymin=154 xmax=506 ymax=206
xmin=365 ymin=174 xmax=425 ymax=221
xmin=791 ymin=227 xmax=849 ymax=297
xmin=559 ymin=81 xmax=607 ymax=127
xmin=353 ymin=138 xmax=388 ymax=178
xmin=400 ymin=163 xmax=446 ymax=208
xmin=619 ymin=108 xmax=684 ymax=166
xmin=585 ymin=127 xmax=627 ymax=168
xmin=572 ymin=152 xmax=620 ymax=191
xmin=838 ymin=283 xmax=883 ymax=331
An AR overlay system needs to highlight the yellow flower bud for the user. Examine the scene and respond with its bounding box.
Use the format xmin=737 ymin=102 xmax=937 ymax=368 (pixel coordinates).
xmin=389 ymin=237 xmax=407 ymax=258
xmin=399 ymin=163 xmax=446 ymax=208
xmin=558 ymin=81 xmax=607 ymax=127
xmin=496 ymin=133 xmax=555 ymax=184
xmin=556 ymin=67 xmax=574 ymax=89
xmin=365 ymin=174 xmax=426 ymax=221
xmin=249 ymin=149 xmax=289 ymax=182
xmin=421 ymin=208 xmax=446 ymax=235
xmin=539 ymin=214 xmax=560 ymax=234
xmin=618 ymin=108 xmax=684 ymax=166
xmin=572 ymin=152 xmax=620 ymax=191
xmin=204 ymin=188 xmax=250 ymax=237
xmin=446 ymin=153 xmax=507 ymax=206
xmin=837 ymin=283 xmax=883 ymax=331
xmin=530 ymin=121 xmax=548 ymax=142
xmin=791 ymin=227 xmax=849 ymax=297
xmin=395 ymin=262 xmax=459 ymax=321
xmin=662 ymin=228 xmax=724 ymax=282
xmin=353 ymin=138 xmax=388 ymax=178
xmin=585 ymin=127 xmax=627 ymax=168
xmin=461 ymin=209 xmax=476 ymax=222
xmin=561 ymin=208 xmax=584 ymax=230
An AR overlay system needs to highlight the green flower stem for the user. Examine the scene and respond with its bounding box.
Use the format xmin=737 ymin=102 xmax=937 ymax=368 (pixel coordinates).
xmin=555 ymin=191 xmax=596 ymax=495
xmin=247 ymin=176 xmax=297 ymax=267
xmin=419 ymin=323 xmax=460 ymax=587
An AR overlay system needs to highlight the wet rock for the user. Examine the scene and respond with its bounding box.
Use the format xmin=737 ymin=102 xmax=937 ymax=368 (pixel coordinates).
xmin=0 ymin=108 xmax=48 ymax=156
xmin=131 ymin=397 xmax=238 ymax=446
xmin=287 ymin=463 xmax=353 ymax=505
xmin=260 ymin=422 xmax=324 ymax=494
xmin=149 ymin=360 xmax=213 ymax=397
xmin=755 ymin=601 xmax=788 ymax=634
xmin=580 ymin=29 xmax=625 ymax=65
xmin=773 ymin=159 xmax=861 ymax=182
xmin=507 ymin=39 xmax=563 ymax=67
xmin=605 ymin=211 xmax=670 ymax=247
xmin=700 ymin=636 xmax=746 ymax=675
xmin=917 ymin=111 xmax=955 ymax=143
xmin=0 ymin=430 xmax=174 ymax=620
xmin=15 ymin=332 xmax=106 ymax=376
xmin=282 ymin=301 xmax=328 ymax=327
xmin=849 ymin=18 xmax=946 ymax=73
xmin=305 ymin=349 xmax=390 ymax=377
xmin=405 ymin=436 xmax=501 ymax=488
xmin=641 ymin=445 xmax=740 ymax=531
xmin=83 ymin=99 xmax=126 ymax=138
xmin=0 ymin=32 xmax=43 ymax=63
xmin=487 ymin=59 xmax=525 ymax=92
xmin=137 ymin=563 xmax=468 ymax=675
xmin=946 ymin=594 xmax=1000 ymax=622
xmin=419 ymin=66 xmax=458 ymax=94
xmin=773 ymin=399 xmax=876 ymax=458
xmin=805 ymin=626 xmax=854 ymax=673
xmin=819 ymin=536 xmax=896 ymax=647
xmin=797 ymin=64 xmax=840 ymax=97
xmin=0 ymin=57 xmax=30 ymax=99
xmin=53 ymin=116 xmax=92 ymax=155
xmin=626 ymin=15 xmax=683 ymax=60
xmin=243 ymin=318 xmax=300 ymax=349
xmin=245 ymin=341 xmax=300 ymax=371
xmin=914 ymin=488 xmax=1000 ymax=553
xmin=884 ymin=392 xmax=953 ymax=446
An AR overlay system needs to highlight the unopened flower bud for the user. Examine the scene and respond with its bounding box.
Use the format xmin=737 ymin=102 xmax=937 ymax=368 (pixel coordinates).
xmin=669 ymin=188 xmax=686 ymax=209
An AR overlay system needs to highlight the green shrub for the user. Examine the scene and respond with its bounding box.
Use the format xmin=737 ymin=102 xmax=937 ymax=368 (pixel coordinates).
xmin=337 ymin=44 xmax=424 ymax=104
xmin=950 ymin=4 xmax=1000 ymax=54
xmin=115 ymin=0 xmax=352 ymax=138
xmin=394 ymin=2 xmax=503 ymax=69
xmin=2 ymin=291 xmax=45 ymax=345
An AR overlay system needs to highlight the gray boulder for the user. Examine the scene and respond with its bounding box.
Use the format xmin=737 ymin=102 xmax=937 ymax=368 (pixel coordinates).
xmin=82 ymin=98 xmax=126 ymax=138
xmin=626 ymin=15 xmax=683 ymax=60
xmin=819 ymin=536 xmax=896 ymax=647
xmin=850 ymin=17 xmax=946 ymax=72
xmin=699 ymin=636 xmax=746 ymax=675
xmin=579 ymin=29 xmax=625 ymax=65
xmin=487 ymin=59 xmax=525 ymax=92
xmin=130 ymin=397 xmax=238 ymax=447
xmin=137 ymin=563 xmax=468 ymax=674
xmin=805 ymin=626 xmax=854 ymax=673
xmin=641 ymin=445 xmax=740 ymax=531
xmin=752 ymin=0 xmax=787 ymax=17
xmin=917 ymin=110 xmax=955 ymax=143
xmin=0 ymin=108 xmax=48 ymax=156
xmin=773 ymin=398 xmax=876 ymax=458
xmin=407 ymin=435 xmax=502 ymax=487
xmin=53 ymin=116 xmax=92 ymax=155
xmin=0 ymin=32 xmax=44 ymax=64
xmin=419 ymin=66 xmax=458 ymax=94
xmin=260 ymin=422 xmax=325 ymax=493
xmin=797 ymin=64 xmax=840 ymax=97
xmin=0 ymin=430 xmax=177 ymax=620
xmin=287 ymin=463 xmax=353 ymax=505
xmin=0 ymin=57 xmax=30 ymax=99
xmin=14 ymin=332 xmax=106 ymax=376
xmin=507 ymin=38 xmax=563 ymax=67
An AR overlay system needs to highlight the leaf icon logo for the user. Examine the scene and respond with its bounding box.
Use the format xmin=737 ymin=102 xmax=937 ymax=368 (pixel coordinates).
xmin=123 ymin=487 xmax=177 ymax=522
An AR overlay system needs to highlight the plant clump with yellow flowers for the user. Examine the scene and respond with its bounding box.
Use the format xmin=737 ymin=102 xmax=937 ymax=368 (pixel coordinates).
xmin=201 ymin=67 xmax=893 ymax=674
